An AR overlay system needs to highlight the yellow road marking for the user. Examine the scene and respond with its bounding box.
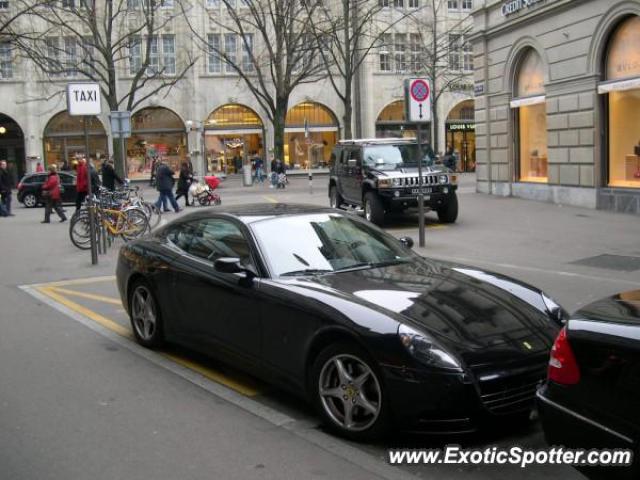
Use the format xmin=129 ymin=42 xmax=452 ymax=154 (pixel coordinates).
xmin=35 ymin=275 xmax=116 ymax=288
xmin=51 ymin=287 xmax=121 ymax=305
xmin=263 ymin=196 xmax=278 ymax=203
xmin=36 ymin=283 xmax=260 ymax=397
xmin=37 ymin=286 xmax=131 ymax=338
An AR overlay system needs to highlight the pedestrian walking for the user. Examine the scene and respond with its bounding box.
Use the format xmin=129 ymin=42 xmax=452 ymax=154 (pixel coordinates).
xmin=253 ymin=154 xmax=265 ymax=184
xmin=443 ymin=146 xmax=457 ymax=172
xmin=0 ymin=160 xmax=14 ymax=217
xmin=101 ymin=158 xmax=123 ymax=191
xmin=75 ymin=158 xmax=89 ymax=211
xmin=154 ymin=161 xmax=181 ymax=213
xmin=175 ymin=162 xmax=193 ymax=207
xmin=41 ymin=164 xmax=67 ymax=223
xmin=270 ymin=156 xmax=278 ymax=188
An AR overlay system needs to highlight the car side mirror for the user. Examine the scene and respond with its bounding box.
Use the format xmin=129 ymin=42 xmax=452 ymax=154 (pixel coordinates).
xmin=214 ymin=257 xmax=257 ymax=284
xmin=398 ymin=236 xmax=414 ymax=249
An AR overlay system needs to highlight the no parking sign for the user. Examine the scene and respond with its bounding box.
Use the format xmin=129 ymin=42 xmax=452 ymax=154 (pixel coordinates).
xmin=404 ymin=78 xmax=431 ymax=123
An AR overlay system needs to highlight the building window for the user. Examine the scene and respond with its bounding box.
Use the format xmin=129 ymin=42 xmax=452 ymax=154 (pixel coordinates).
xmin=394 ymin=33 xmax=406 ymax=72
xmin=394 ymin=0 xmax=403 ymax=7
xmin=379 ymin=33 xmax=392 ymax=72
xmin=224 ymin=33 xmax=237 ymax=73
xmin=513 ymin=49 xmax=547 ymax=183
xmin=462 ymin=0 xmax=472 ymax=10
xmin=448 ymin=34 xmax=461 ymax=71
xmin=162 ymin=35 xmax=176 ymax=74
xmin=409 ymin=33 xmax=421 ymax=72
xmin=206 ymin=0 xmax=219 ymax=6
xmin=0 ymin=1 xmax=9 ymax=10
xmin=408 ymin=0 xmax=419 ymax=7
xmin=463 ymin=40 xmax=473 ymax=71
xmin=604 ymin=16 xmax=640 ymax=189
xmin=241 ymin=33 xmax=253 ymax=72
xmin=63 ymin=37 xmax=78 ymax=77
xmin=447 ymin=0 xmax=458 ymax=9
xmin=61 ymin=0 xmax=75 ymax=7
xmin=148 ymin=36 xmax=159 ymax=74
xmin=46 ymin=37 xmax=61 ymax=77
xmin=207 ymin=33 xmax=221 ymax=73
xmin=0 ymin=43 xmax=12 ymax=79
xmin=379 ymin=0 xmax=390 ymax=7
xmin=128 ymin=36 xmax=142 ymax=74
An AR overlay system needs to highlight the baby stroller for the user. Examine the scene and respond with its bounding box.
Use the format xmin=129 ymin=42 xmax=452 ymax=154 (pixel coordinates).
xmin=189 ymin=175 xmax=222 ymax=206
xmin=276 ymin=173 xmax=287 ymax=189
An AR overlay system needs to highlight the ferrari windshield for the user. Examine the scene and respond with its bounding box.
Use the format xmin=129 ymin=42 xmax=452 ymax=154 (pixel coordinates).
xmin=362 ymin=144 xmax=434 ymax=171
xmin=250 ymin=214 xmax=414 ymax=276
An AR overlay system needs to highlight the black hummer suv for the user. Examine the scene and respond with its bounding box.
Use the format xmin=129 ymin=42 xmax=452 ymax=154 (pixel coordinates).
xmin=328 ymin=138 xmax=458 ymax=225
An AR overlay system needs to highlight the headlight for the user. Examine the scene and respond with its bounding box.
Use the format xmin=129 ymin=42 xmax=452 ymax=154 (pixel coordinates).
xmin=392 ymin=177 xmax=402 ymax=187
xmin=378 ymin=178 xmax=392 ymax=188
xmin=439 ymin=174 xmax=448 ymax=184
xmin=398 ymin=324 xmax=462 ymax=371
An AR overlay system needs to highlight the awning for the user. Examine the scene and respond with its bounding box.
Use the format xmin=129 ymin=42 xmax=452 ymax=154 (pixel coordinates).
xmin=598 ymin=77 xmax=640 ymax=94
xmin=510 ymin=95 xmax=546 ymax=108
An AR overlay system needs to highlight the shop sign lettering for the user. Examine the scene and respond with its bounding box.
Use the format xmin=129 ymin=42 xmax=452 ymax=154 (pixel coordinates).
xmin=501 ymin=0 xmax=547 ymax=17
xmin=447 ymin=123 xmax=476 ymax=131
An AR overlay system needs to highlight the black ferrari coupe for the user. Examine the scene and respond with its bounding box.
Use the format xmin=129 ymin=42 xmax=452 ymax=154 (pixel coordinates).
xmin=116 ymin=204 xmax=566 ymax=440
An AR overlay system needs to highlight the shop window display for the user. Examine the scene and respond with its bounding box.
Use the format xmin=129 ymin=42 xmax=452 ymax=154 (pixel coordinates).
xmin=605 ymin=16 xmax=640 ymax=188
xmin=43 ymin=111 xmax=108 ymax=172
xmin=204 ymin=104 xmax=264 ymax=174
xmin=514 ymin=49 xmax=547 ymax=183
xmin=375 ymin=100 xmax=420 ymax=139
xmin=127 ymin=107 xmax=186 ymax=179
xmin=284 ymin=102 xmax=338 ymax=169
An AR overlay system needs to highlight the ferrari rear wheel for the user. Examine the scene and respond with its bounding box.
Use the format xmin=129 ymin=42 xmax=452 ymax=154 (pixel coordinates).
xmin=310 ymin=343 xmax=388 ymax=440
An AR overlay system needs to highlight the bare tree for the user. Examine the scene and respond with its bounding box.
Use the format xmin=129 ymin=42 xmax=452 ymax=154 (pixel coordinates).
xmin=407 ymin=0 xmax=473 ymax=150
xmin=306 ymin=0 xmax=411 ymax=139
xmin=11 ymin=0 xmax=197 ymax=175
xmin=182 ymin=0 xmax=326 ymax=163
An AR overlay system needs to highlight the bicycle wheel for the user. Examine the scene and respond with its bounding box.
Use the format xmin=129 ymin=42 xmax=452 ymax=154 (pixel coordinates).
xmin=69 ymin=210 xmax=99 ymax=250
xmin=120 ymin=208 xmax=150 ymax=241
xmin=143 ymin=201 xmax=162 ymax=231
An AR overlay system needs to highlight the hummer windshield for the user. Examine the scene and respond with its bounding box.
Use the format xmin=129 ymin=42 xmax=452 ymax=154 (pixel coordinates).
xmin=362 ymin=144 xmax=434 ymax=171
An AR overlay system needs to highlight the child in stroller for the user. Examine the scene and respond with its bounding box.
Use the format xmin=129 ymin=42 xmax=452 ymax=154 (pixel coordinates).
xmin=189 ymin=175 xmax=222 ymax=206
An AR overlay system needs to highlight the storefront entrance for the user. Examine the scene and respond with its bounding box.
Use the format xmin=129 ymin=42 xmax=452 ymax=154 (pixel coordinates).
xmin=285 ymin=102 xmax=338 ymax=170
xmin=445 ymin=100 xmax=476 ymax=172
xmin=0 ymin=114 xmax=25 ymax=180
xmin=43 ymin=111 xmax=108 ymax=173
xmin=127 ymin=107 xmax=187 ymax=180
xmin=204 ymin=104 xmax=264 ymax=174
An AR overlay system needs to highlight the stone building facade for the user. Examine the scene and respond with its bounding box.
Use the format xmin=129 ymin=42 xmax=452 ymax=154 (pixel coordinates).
xmin=0 ymin=0 xmax=475 ymax=181
xmin=472 ymin=0 xmax=640 ymax=214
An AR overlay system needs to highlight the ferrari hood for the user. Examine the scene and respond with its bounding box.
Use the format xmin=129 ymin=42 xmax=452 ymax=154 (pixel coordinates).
xmin=291 ymin=258 xmax=560 ymax=367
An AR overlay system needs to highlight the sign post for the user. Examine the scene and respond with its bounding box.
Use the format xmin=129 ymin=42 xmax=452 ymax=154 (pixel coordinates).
xmin=67 ymin=83 xmax=101 ymax=266
xmin=404 ymin=78 xmax=432 ymax=248
xmin=109 ymin=111 xmax=132 ymax=187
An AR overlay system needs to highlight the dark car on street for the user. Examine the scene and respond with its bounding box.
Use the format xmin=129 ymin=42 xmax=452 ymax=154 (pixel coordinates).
xmin=116 ymin=204 xmax=566 ymax=440
xmin=328 ymin=138 xmax=458 ymax=226
xmin=17 ymin=171 xmax=76 ymax=208
xmin=537 ymin=291 xmax=640 ymax=478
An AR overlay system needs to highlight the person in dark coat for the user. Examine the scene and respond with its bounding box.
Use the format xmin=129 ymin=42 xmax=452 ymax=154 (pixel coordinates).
xmin=90 ymin=162 xmax=101 ymax=192
xmin=101 ymin=159 xmax=123 ymax=191
xmin=443 ymin=146 xmax=457 ymax=172
xmin=75 ymin=158 xmax=89 ymax=211
xmin=175 ymin=162 xmax=193 ymax=207
xmin=0 ymin=160 xmax=14 ymax=217
xmin=41 ymin=164 xmax=67 ymax=223
xmin=154 ymin=162 xmax=181 ymax=213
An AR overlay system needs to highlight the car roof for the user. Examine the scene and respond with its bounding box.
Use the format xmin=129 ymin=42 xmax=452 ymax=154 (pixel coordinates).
xmin=175 ymin=203 xmax=341 ymax=224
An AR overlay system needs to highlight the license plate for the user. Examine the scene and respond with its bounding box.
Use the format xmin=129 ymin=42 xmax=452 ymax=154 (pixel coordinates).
xmin=411 ymin=187 xmax=433 ymax=194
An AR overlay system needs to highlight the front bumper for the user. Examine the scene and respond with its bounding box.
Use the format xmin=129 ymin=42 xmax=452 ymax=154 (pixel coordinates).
xmin=378 ymin=186 xmax=456 ymax=210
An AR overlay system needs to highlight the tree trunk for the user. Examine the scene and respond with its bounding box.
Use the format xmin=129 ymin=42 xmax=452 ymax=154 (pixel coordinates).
xmin=431 ymin=92 xmax=439 ymax=155
xmin=343 ymin=80 xmax=353 ymax=140
xmin=272 ymin=96 xmax=289 ymax=165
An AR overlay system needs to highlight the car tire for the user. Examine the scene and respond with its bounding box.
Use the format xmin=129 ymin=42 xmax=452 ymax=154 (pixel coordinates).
xmin=329 ymin=185 xmax=343 ymax=209
xmin=128 ymin=280 xmax=164 ymax=349
xmin=310 ymin=342 xmax=389 ymax=441
xmin=437 ymin=194 xmax=458 ymax=224
xmin=363 ymin=192 xmax=385 ymax=226
xmin=23 ymin=193 xmax=38 ymax=208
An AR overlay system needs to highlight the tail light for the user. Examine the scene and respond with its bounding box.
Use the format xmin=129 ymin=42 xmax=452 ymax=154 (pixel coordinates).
xmin=17 ymin=182 xmax=23 ymax=190
xmin=548 ymin=327 xmax=580 ymax=385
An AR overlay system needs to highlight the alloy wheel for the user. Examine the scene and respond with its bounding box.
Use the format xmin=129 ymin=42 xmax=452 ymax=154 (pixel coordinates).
xmin=131 ymin=285 xmax=157 ymax=342
xmin=318 ymin=354 xmax=382 ymax=432
xmin=23 ymin=194 xmax=37 ymax=208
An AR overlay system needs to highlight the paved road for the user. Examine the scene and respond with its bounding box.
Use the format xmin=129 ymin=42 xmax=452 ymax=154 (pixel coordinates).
xmin=2 ymin=174 xmax=639 ymax=479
